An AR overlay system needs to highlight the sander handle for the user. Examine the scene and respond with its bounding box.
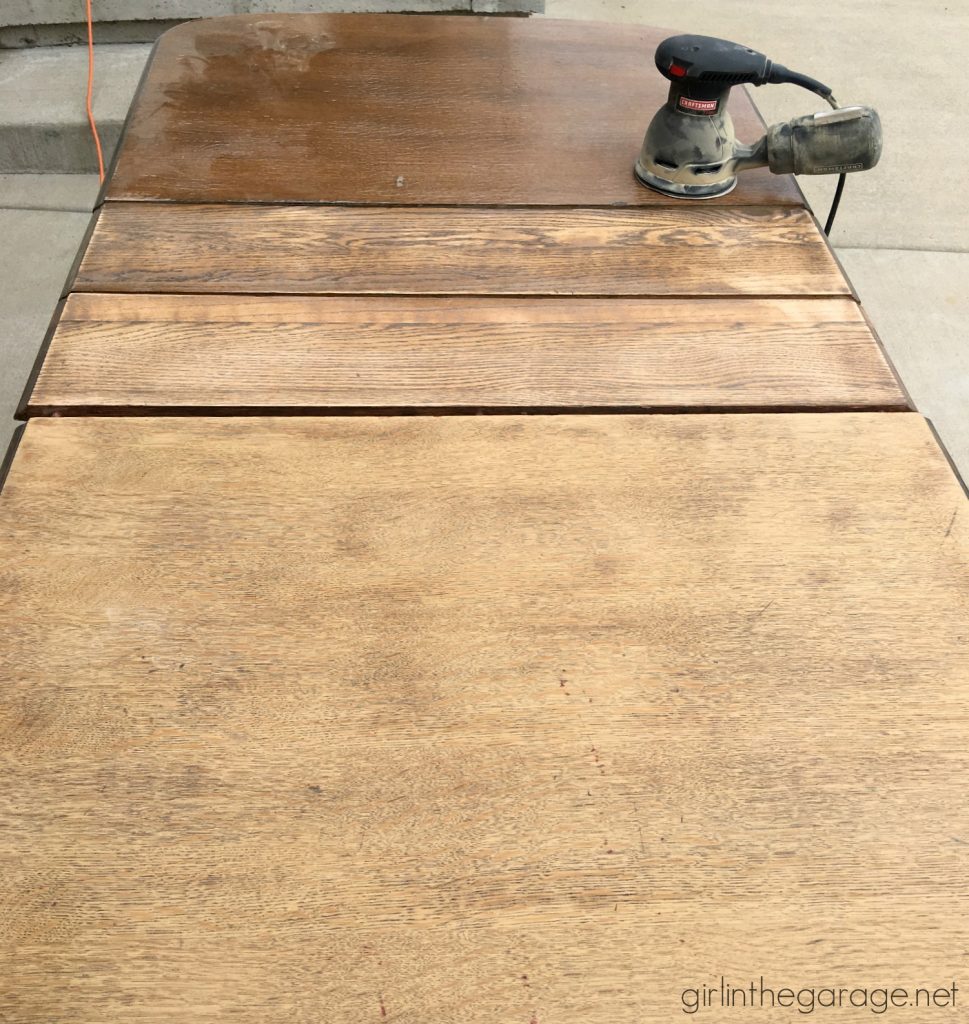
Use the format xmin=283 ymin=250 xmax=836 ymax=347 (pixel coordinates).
xmin=655 ymin=34 xmax=833 ymax=100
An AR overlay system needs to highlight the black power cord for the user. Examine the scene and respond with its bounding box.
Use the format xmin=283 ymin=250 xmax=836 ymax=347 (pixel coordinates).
xmin=819 ymin=92 xmax=845 ymax=236
xmin=824 ymin=173 xmax=847 ymax=235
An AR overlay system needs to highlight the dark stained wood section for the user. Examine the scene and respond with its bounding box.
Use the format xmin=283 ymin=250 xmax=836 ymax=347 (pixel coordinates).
xmin=1 ymin=414 xmax=967 ymax=1022
xmin=26 ymin=293 xmax=907 ymax=414
xmin=75 ymin=204 xmax=850 ymax=297
xmin=105 ymin=14 xmax=803 ymax=207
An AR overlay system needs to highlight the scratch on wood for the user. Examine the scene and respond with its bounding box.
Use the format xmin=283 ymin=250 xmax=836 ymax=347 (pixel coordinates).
xmin=744 ymin=599 xmax=774 ymax=632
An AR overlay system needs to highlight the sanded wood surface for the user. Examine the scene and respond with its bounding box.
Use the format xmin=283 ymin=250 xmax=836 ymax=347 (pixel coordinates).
xmin=1 ymin=414 xmax=967 ymax=1022
xmin=105 ymin=14 xmax=802 ymax=207
xmin=27 ymin=294 xmax=906 ymax=413
xmin=75 ymin=204 xmax=850 ymax=297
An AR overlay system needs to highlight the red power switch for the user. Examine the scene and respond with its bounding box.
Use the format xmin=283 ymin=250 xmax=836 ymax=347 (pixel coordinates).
xmin=669 ymin=62 xmax=687 ymax=77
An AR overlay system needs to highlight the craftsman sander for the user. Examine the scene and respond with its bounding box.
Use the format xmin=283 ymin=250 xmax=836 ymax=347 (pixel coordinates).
xmin=635 ymin=35 xmax=882 ymax=230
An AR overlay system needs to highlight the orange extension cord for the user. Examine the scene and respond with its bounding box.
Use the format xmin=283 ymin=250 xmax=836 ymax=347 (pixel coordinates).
xmin=85 ymin=0 xmax=105 ymax=182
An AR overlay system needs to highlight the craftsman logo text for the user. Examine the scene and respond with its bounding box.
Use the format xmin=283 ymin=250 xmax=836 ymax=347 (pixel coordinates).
xmin=678 ymin=96 xmax=719 ymax=114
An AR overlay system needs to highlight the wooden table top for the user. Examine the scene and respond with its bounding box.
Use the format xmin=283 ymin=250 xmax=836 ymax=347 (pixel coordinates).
xmin=26 ymin=294 xmax=905 ymax=415
xmin=75 ymin=204 xmax=850 ymax=298
xmin=14 ymin=13 xmax=905 ymax=416
xmin=105 ymin=14 xmax=801 ymax=207
xmin=5 ymin=17 xmax=964 ymax=1020
xmin=1 ymin=414 xmax=967 ymax=1022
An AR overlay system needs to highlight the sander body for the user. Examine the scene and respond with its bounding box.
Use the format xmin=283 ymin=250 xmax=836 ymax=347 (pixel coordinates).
xmin=635 ymin=35 xmax=882 ymax=203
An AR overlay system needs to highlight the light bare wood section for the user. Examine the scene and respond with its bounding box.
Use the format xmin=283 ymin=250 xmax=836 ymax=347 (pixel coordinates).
xmin=74 ymin=204 xmax=851 ymax=297
xmin=105 ymin=15 xmax=802 ymax=208
xmin=27 ymin=294 xmax=905 ymax=413
xmin=1 ymin=414 xmax=967 ymax=1023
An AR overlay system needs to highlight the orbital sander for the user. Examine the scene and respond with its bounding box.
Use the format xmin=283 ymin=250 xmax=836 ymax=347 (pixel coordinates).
xmin=635 ymin=35 xmax=882 ymax=230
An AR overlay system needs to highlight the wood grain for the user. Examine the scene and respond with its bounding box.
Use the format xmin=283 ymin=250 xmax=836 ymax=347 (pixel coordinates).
xmin=105 ymin=14 xmax=802 ymax=207
xmin=27 ymin=293 xmax=906 ymax=413
xmin=75 ymin=204 xmax=850 ymax=297
xmin=1 ymin=413 xmax=967 ymax=1023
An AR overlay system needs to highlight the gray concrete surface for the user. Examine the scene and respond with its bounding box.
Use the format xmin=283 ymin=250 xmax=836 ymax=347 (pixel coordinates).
xmin=0 ymin=44 xmax=148 ymax=171
xmin=1 ymin=20 xmax=183 ymax=49
xmin=1 ymin=0 xmax=530 ymax=25
xmin=0 ymin=171 xmax=100 ymax=210
xmin=1 ymin=0 xmax=540 ymax=47
xmin=1 ymin=0 xmax=246 ymax=22
xmin=0 ymin=204 xmax=93 ymax=453
xmin=840 ymin=249 xmax=969 ymax=477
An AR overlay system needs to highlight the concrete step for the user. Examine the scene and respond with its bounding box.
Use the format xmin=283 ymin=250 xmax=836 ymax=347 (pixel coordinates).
xmin=2 ymin=1 xmax=540 ymax=48
xmin=0 ymin=172 xmax=101 ymax=210
xmin=0 ymin=43 xmax=150 ymax=172
xmin=0 ymin=204 xmax=94 ymax=451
